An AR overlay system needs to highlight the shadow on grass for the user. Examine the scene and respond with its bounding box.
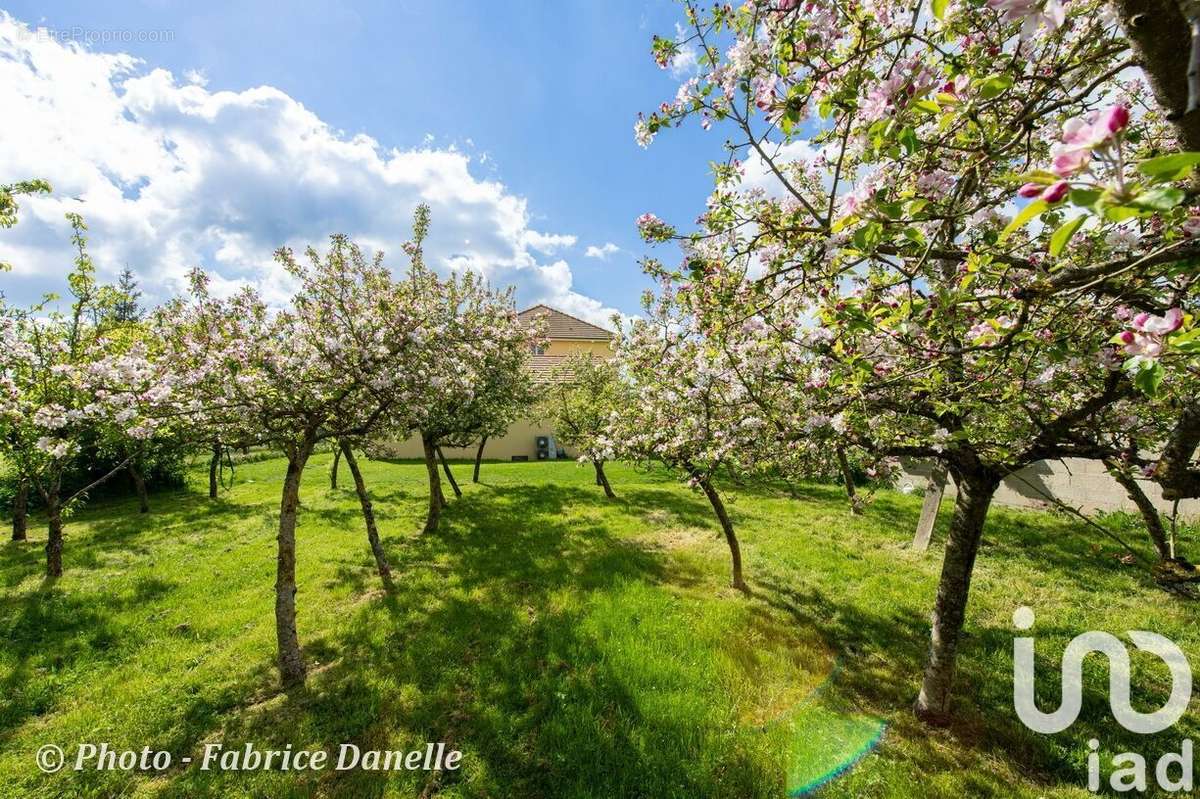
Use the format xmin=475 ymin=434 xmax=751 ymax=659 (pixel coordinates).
xmin=153 ymin=482 xmax=784 ymax=798
xmin=5 ymin=467 xmax=1193 ymax=798
xmin=0 ymin=573 xmax=177 ymax=741
xmin=746 ymin=508 xmax=1198 ymax=796
xmin=0 ymin=489 xmax=264 ymax=743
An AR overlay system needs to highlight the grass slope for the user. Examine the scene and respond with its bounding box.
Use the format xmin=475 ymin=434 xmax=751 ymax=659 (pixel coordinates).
xmin=0 ymin=456 xmax=1196 ymax=798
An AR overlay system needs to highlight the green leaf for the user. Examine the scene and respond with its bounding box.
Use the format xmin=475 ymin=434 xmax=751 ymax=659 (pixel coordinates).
xmin=1103 ymin=204 xmax=1141 ymax=222
xmin=1068 ymin=188 xmax=1102 ymax=208
xmin=1132 ymin=360 xmax=1164 ymax=397
xmin=976 ymin=74 xmax=1014 ymax=100
xmin=999 ymin=199 xmax=1047 ymax=243
xmin=903 ymin=226 xmax=926 ymax=247
xmin=906 ymin=198 xmax=930 ymax=216
xmin=831 ymin=214 xmax=856 ymax=234
xmin=932 ymin=0 xmax=950 ymax=19
xmin=1014 ymin=169 xmax=1061 ymax=186
xmin=899 ymin=127 xmax=919 ymax=154
xmin=1170 ymin=328 xmax=1200 ymax=354
xmin=1048 ymin=216 xmax=1086 ymax=256
xmin=1129 ymin=186 xmax=1185 ymax=211
xmin=878 ymin=201 xmax=904 ymax=219
xmin=912 ymin=99 xmax=940 ymax=114
xmin=852 ymin=222 xmax=884 ymax=250
xmin=1174 ymin=338 xmax=1200 ymax=354
xmin=1137 ymin=152 xmax=1200 ymax=181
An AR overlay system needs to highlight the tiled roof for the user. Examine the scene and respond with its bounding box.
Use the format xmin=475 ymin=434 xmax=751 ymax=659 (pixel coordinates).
xmin=518 ymin=304 xmax=613 ymax=341
xmin=528 ymin=355 xmax=574 ymax=382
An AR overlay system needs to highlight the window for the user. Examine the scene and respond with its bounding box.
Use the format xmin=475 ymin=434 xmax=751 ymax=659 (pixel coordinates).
xmin=531 ymin=344 xmax=546 ymax=355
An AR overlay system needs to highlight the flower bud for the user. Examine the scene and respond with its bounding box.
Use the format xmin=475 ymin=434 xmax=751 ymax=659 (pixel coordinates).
xmin=1041 ymin=181 xmax=1070 ymax=203
xmin=1018 ymin=182 xmax=1043 ymax=198
xmin=1099 ymin=104 xmax=1129 ymax=135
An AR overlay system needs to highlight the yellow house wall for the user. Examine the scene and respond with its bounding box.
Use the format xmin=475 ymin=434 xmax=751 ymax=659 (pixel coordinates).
xmin=387 ymin=415 xmax=571 ymax=461
xmin=385 ymin=335 xmax=612 ymax=461
xmin=541 ymin=339 xmax=610 ymax=357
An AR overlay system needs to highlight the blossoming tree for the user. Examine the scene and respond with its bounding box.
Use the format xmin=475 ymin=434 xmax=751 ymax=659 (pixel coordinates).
xmin=608 ymin=286 xmax=822 ymax=592
xmin=1 ymin=215 xmax=169 ymax=576
xmin=636 ymin=0 xmax=1200 ymax=723
xmin=541 ymin=352 xmax=627 ymax=498
xmin=156 ymin=233 xmax=430 ymax=687
xmin=386 ymin=205 xmax=537 ymax=534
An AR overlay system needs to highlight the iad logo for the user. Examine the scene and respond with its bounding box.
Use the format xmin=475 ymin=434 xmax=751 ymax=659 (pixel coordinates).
xmin=1012 ymin=607 xmax=1195 ymax=793
xmin=1012 ymin=606 xmax=1191 ymax=734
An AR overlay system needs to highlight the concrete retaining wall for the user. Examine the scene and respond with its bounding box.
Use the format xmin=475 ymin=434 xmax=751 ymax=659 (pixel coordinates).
xmin=899 ymin=458 xmax=1199 ymax=518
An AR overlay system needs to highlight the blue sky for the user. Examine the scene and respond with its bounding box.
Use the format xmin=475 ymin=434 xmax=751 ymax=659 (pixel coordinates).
xmin=0 ymin=1 xmax=724 ymax=322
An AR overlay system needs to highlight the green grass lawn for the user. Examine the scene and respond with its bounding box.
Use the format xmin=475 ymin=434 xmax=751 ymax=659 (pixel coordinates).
xmin=1 ymin=456 xmax=1196 ymax=798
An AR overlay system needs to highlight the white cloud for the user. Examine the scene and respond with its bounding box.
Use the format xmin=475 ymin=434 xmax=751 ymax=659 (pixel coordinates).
xmin=739 ymin=139 xmax=820 ymax=198
xmin=0 ymin=12 xmax=619 ymax=324
xmin=183 ymin=68 xmax=208 ymax=87
xmin=669 ymin=23 xmax=699 ymax=78
xmin=522 ymin=230 xmax=577 ymax=255
xmin=584 ymin=242 xmax=620 ymax=259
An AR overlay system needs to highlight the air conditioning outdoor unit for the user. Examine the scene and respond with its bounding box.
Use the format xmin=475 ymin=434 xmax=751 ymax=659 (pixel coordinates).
xmin=536 ymin=435 xmax=558 ymax=460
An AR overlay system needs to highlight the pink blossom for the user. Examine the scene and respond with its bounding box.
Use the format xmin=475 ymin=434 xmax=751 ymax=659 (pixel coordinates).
xmin=1118 ymin=307 xmax=1184 ymax=361
xmin=1018 ymin=182 xmax=1043 ymax=198
xmin=636 ymin=212 xmax=675 ymax=241
xmin=1104 ymin=226 xmax=1140 ymax=251
xmin=634 ymin=114 xmax=654 ymax=148
xmin=1062 ymin=106 xmax=1129 ymax=149
xmin=1121 ymin=331 xmax=1163 ymax=359
xmin=1046 ymin=106 xmax=1130 ymax=179
xmin=1050 ymin=144 xmax=1090 ymax=178
xmin=1131 ymin=307 xmax=1183 ymax=336
xmin=1040 ymin=180 xmax=1069 ymax=203
xmin=987 ymin=0 xmax=1066 ymax=39
xmin=916 ymin=170 xmax=956 ymax=199
xmin=754 ymin=75 xmax=777 ymax=112
xmin=1096 ymin=105 xmax=1130 ymax=136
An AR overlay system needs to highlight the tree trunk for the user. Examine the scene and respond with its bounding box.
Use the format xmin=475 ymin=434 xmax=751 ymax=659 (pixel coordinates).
xmin=275 ymin=447 xmax=311 ymax=688
xmin=914 ymin=468 xmax=1000 ymax=725
xmin=473 ymin=436 xmax=487 ymax=483
xmin=339 ymin=440 xmax=391 ymax=583
xmin=422 ymin=434 xmax=442 ymax=534
xmin=697 ymin=476 xmax=748 ymax=592
xmin=1112 ymin=0 xmax=1200 ymax=151
xmin=1107 ymin=460 xmax=1171 ymax=560
xmin=45 ymin=491 xmax=63 ymax=577
xmin=128 ymin=462 xmax=149 ymax=514
xmin=330 ymin=446 xmax=341 ymax=490
xmin=594 ymin=460 xmax=616 ymax=498
xmin=11 ymin=478 xmax=27 ymax=542
xmin=1156 ymin=403 xmax=1200 ymax=501
xmin=836 ymin=447 xmax=861 ymax=513
xmin=208 ymin=443 xmax=221 ymax=499
xmin=437 ymin=446 xmax=462 ymax=498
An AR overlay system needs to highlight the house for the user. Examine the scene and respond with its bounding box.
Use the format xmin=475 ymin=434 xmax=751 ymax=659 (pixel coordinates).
xmin=384 ymin=305 xmax=614 ymax=462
